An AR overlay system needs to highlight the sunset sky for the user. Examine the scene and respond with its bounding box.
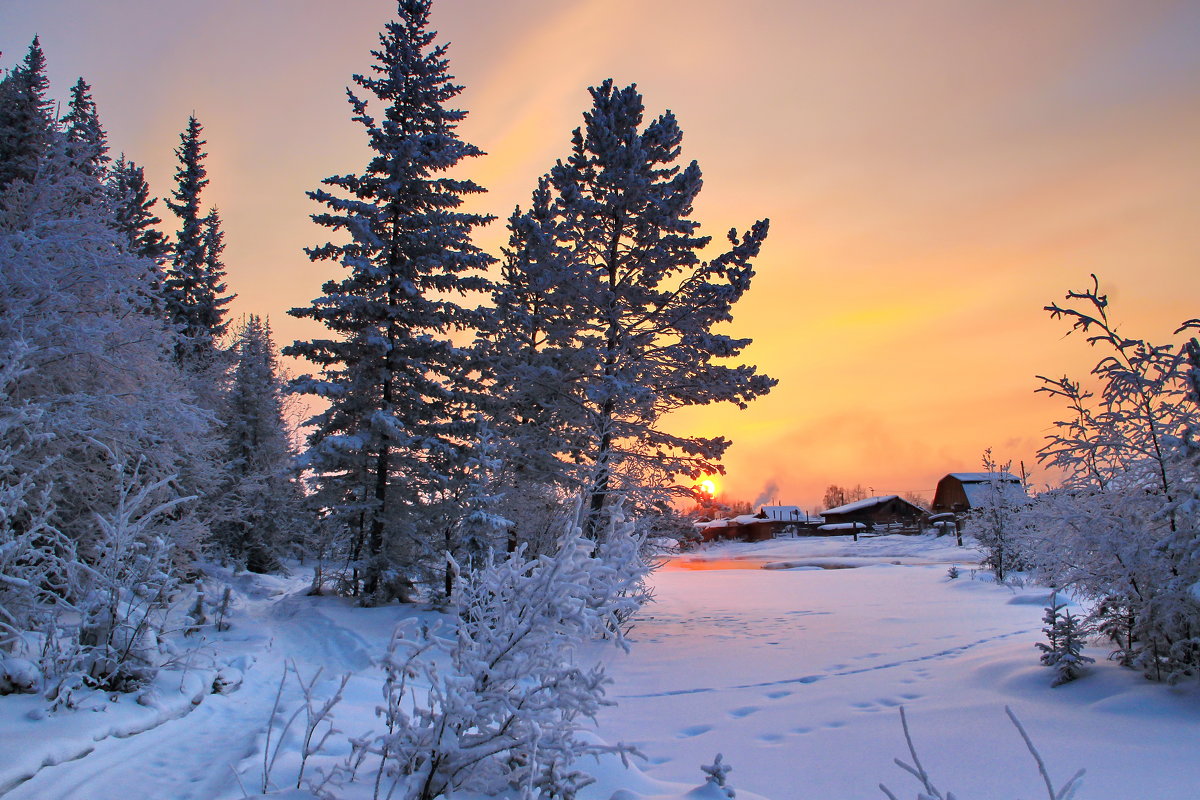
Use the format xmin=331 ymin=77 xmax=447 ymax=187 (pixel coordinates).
xmin=4 ymin=0 xmax=1199 ymax=511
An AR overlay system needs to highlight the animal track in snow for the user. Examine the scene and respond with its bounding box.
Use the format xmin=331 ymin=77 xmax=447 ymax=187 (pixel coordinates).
xmin=765 ymin=690 xmax=792 ymax=699
xmin=677 ymin=724 xmax=713 ymax=738
xmin=728 ymin=706 xmax=760 ymax=718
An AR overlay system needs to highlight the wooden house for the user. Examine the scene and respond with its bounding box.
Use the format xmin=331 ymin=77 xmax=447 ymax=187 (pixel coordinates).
xmin=931 ymin=472 xmax=1024 ymax=514
xmin=819 ymin=494 xmax=925 ymax=533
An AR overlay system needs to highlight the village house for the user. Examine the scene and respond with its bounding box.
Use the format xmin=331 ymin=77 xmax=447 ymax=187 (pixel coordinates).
xmin=818 ymin=494 xmax=925 ymax=533
xmin=693 ymin=505 xmax=823 ymax=542
xmin=931 ymin=472 xmax=1025 ymax=514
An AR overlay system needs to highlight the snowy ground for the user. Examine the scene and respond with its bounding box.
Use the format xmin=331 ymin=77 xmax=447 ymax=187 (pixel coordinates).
xmin=2 ymin=534 xmax=1198 ymax=799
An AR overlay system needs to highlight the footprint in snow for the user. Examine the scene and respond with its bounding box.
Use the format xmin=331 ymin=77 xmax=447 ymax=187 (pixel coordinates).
xmin=677 ymin=724 xmax=714 ymax=738
xmin=790 ymin=726 xmax=812 ymax=735
xmin=728 ymin=706 xmax=760 ymax=718
xmin=824 ymin=720 xmax=847 ymax=729
xmin=757 ymin=733 xmax=785 ymax=745
xmin=876 ymin=697 xmax=902 ymax=707
xmin=765 ymin=690 xmax=792 ymax=700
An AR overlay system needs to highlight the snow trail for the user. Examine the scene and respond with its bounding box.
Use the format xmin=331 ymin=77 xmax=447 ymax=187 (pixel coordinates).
xmin=1 ymin=580 xmax=376 ymax=800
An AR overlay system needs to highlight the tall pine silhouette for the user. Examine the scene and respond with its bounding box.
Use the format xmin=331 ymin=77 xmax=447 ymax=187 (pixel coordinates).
xmin=287 ymin=0 xmax=495 ymax=602
xmin=164 ymin=115 xmax=233 ymax=366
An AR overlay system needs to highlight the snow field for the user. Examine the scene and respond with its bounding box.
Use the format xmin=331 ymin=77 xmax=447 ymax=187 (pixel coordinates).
xmin=2 ymin=535 xmax=1198 ymax=800
xmin=591 ymin=536 xmax=1200 ymax=800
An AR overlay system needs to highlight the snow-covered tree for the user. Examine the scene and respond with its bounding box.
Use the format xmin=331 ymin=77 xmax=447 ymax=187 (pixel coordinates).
xmin=211 ymin=315 xmax=304 ymax=571
xmin=286 ymin=0 xmax=495 ymax=602
xmin=485 ymin=80 xmax=775 ymax=539
xmin=0 ymin=38 xmax=53 ymax=191
xmin=107 ymin=154 xmax=170 ymax=262
xmin=963 ymin=449 xmax=1027 ymax=581
xmin=1025 ymin=275 xmax=1200 ymax=681
xmin=475 ymin=183 xmax=594 ymax=552
xmin=0 ymin=341 xmax=76 ymax=659
xmin=1036 ymin=594 xmax=1094 ymax=687
xmin=61 ymin=77 xmax=109 ymax=176
xmin=0 ymin=78 xmax=214 ymax=675
xmin=164 ymin=115 xmax=234 ymax=366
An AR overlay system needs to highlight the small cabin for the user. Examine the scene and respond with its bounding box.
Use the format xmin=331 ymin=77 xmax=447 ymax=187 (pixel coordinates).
xmin=931 ymin=472 xmax=1024 ymax=514
xmin=819 ymin=495 xmax=925 ymax=533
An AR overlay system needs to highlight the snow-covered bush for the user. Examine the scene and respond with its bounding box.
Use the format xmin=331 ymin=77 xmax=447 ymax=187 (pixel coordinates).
xmin=1024 ymin=277 xmax=1200 ymax=681
xmin=963 ymin=450 xmax=1028 ymax=582
xmin=701 ymin=754 xmax=736 ymax=799
xmin=348 ymin=516 xmax=648 ymax=800
xmin=68 ymin=451 xmax=193 ymax=692
xmin=0 ymin=342 xmax=78 ymax=659
xmin=1036 ymin=595 xmax=1094 ymax=686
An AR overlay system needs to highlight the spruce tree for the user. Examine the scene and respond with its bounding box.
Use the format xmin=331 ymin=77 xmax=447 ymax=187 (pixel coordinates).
xmin=476 ymin=183 xmax=586 ymax=551
xmin=213 ymin=315 xmax=302 ymax=572
xmin=0 ymin=37 xmax=54 ymax=191
xmin=163 ymin=115 xmax=233 ymax=365
xmin=107 ymin=154 xmax=170 ymax=261
xmin=490 ymin=80 xmax=775 ymax=538
xmin=61 ymin=77 xmax=109 ymax=176
xmin=286 ymin=0 xmax=495 ymax=602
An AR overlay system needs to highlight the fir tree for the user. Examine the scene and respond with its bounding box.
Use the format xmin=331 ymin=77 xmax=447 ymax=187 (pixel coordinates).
xmin=1036 ymin=595 xmax=1095 ymax=686
xmin=163 ymin=115 xmax=233 ymax=365
xmin=286 ymin=0 xmax=496 ymax=602
xmin=490 ymin=80 xmax=775 ymax=538
xmin=61 ymin=77 xmax=109 ymax=176
xmin=212 ymin=316 xmax=302 ymax=572
xmin=476 ymin=182 xmax=589 ymax=551
xmin=0 ymin=37 xmax=54 ymax=191
xmin=108 ymin=155 xmax=168 ymax=260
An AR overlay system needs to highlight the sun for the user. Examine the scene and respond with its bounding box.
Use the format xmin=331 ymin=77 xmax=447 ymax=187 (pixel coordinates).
xmin=697 ymin=478 xmax=718 ymax=498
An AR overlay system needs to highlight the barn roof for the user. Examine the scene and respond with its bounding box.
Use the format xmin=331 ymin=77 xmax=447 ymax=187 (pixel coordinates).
xmin=961 ymin=481 xmax=1027 ymax=508
xmin=947 ymin=472 xmax=1021 ymax=484
xmin=821 ymin=494 xmax=924 ymax=515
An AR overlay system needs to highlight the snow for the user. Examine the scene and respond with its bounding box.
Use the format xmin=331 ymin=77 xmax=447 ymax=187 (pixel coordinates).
xmin=2 ymin=536 xmax=1198 ymax=799
xmin=816 ymin=522 xmax=865 ymax=532
xmin=947 ymin=472 xmax=1021 ymax=483
xmin=820 ymin=494 xmax=902 ymax=515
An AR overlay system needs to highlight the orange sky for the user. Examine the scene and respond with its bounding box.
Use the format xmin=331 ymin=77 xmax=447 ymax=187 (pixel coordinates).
xmin=5 ymin=0 xmax=1199 ymax=511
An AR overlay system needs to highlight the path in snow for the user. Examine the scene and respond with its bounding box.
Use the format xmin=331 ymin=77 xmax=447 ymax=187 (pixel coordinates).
xmin=2 ymin=577 xmax=381 ymax=800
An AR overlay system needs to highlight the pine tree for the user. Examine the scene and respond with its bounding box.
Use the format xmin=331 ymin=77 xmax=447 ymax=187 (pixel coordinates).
xmin=286 ymin=0 xmax=496 ymax=602
xmin=490 ymin=80 xmax=775 ymax=538
xmin=107 ymin=155 xmax=169 ymax=261
xmin=476 ymin=183 xmax=589 ymax=552
xmin=1036 ymin=595 xmax=1095 ymax=686
xmin=163 ymin=115 xmax=233 ymax=366
xmin=212 ymin=316 xmax=302 ymax=572
xmin=0 ymin=37 xmax=54 ymax=191
xmin=61 ymin=77 xmax=109 ymax=176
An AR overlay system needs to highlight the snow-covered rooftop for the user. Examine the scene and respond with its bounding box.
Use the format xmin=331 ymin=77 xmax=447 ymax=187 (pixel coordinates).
xmin=962 ymin=481 xmax=1027 ymax=508
xmin=948 ymin=472 xmax=1021 ymax=484
xmin=821 ymin=494 xmax=903 ymax=515
xmin=758 ymin=505 xmax=809 ymax=522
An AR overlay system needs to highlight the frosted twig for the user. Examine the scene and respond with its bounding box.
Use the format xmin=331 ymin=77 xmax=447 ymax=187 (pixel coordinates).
xmin=1005 ymin=706 xmax=1085 ymax=800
